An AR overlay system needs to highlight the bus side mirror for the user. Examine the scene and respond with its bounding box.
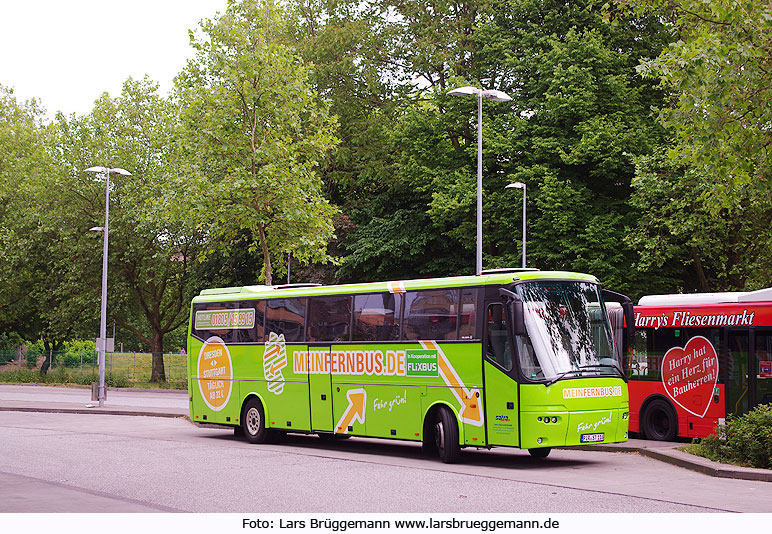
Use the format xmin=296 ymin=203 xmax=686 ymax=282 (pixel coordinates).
xmin=499 ymin=288 xmax=526 ymax=337
xmin=602 ymin=289 xmax=636 ymax=350
xmin=512 ymin=298 xmax=526 ymax=337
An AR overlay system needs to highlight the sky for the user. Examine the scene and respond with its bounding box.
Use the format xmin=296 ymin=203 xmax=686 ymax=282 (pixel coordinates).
xmin=1 ymin=0 xmax=228 ymax=119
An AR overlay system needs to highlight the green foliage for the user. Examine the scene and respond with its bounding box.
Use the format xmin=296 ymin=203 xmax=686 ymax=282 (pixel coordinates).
xmin=628 ymin=0 xmax=772 ymax=206
xmin=294 ymin=0 xmax=671 ymax=290
xmin=0 ymin=368 xmax=129 ymax=387
xmin=628 ymin=148 xmax=772 ymax=291
xmin=0 ymin=85 xmax=57 ymax=342
xmin=687 ymin=404 xmax=772 ymax=469
xmin=178 ymin=0 xmax=339 ymax=286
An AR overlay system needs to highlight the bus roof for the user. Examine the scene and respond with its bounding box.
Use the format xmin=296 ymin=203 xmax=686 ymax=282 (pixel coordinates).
xmin=638 ymin=286 xmax=772 ymax=306
xmin=193 ymin=270 xmax=598 ymax=303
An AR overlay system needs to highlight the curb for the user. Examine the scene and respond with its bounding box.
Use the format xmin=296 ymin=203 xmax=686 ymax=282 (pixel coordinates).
xmin=0 ymin=406 xmax=188 ymax=419
xmin=0 ymin=382 xmax=187 ymax=394
xmin=638 ymin=447 xmax=772 ymax=483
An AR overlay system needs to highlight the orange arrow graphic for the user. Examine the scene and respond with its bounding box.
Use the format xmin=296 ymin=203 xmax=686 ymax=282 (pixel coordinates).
xmin=269 ymin=359 xmax=287 ymax=375
xmin=423 ymin=341 xmax=483 ymax=426
xmin=334 ymin=388 xmax=366 ymax=434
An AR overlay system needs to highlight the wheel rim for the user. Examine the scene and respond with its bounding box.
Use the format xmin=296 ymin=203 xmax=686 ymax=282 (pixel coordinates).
xmin=650 ymin=409 xmax=669 ymax=438
xmin=434 ymin=420 xmax=445 ymax=452
xmin=246 ymin=406 xmax=261 ymax=435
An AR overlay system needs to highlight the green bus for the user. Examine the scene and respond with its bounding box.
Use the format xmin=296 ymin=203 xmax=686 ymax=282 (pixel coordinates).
xmin=187 ymin=269 xmax=632 ymax=462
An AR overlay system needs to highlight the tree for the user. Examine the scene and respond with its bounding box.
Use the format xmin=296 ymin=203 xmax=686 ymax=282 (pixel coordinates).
xmin=178 ymin=0 xmax=339 ymax=286
xmin=628 ymin=148 xmax=772 ymax=292
xmin=627 ymin=0 xmax=772 ymax=205
xmin=0 ymin=84 xmax=84 ymax=358
xmin=44 ymin=78 xmax=205 ymax=381
xmin=305 ymin=0 xmax=671 ymax=294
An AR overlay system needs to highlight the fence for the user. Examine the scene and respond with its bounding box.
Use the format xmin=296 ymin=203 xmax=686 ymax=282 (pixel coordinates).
xmin=0 ymin=350 xmax=188 ymax=386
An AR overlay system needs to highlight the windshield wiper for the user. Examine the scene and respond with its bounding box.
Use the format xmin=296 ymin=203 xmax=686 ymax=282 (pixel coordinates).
xmin=544 ymin=364 xmax=624 ymax=386
xmin=544 ymin=369 xmax=583 ymax=386
xmin=578 ymin=364 xmax=626 ymax=380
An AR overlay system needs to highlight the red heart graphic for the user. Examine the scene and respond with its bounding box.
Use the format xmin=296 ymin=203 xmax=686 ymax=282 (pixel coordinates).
xmin=661 ymin=336 xmax=719 ymax=417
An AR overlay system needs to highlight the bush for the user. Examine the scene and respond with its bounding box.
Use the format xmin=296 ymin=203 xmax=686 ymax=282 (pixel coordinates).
xmin=61 ymin=340 xmax=96 ymax=368
xmin=689 ymin=404 xmax=772 ymax=469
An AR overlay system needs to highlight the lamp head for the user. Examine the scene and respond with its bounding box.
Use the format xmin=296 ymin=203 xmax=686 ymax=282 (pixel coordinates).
xmin=84 ymin=166 xmax=132 ymax=176
xmin=448 ymin=86 xmax=480 ymax=97
xmin=481 ymin=89 xmax=512 ymax=102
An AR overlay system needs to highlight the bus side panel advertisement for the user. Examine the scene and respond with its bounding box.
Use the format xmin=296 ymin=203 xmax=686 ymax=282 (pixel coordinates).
xmin=188 ymin=337 xmax=487 ymax=445
xmin=660 ymin=335 xmax=719 ymax=418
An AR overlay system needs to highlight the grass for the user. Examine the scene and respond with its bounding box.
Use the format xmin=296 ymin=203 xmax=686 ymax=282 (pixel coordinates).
xmin=0 ymin=352 xmax=188 ymax=390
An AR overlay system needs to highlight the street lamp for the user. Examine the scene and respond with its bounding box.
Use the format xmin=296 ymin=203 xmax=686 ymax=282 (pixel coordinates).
xmin=506 ymin=182 xmax=527 ymax=268
xmin=84 ymin=166 xmax=131 ymax=407
xmin=448 ymin=86 xmax=512 ymax=275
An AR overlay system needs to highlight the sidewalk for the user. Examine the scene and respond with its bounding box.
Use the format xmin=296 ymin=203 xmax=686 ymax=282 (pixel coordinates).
xmin=0 ymin=383 xmax=188 ymax=418
xmin=1 ymin=383 xmax=770 ymax=482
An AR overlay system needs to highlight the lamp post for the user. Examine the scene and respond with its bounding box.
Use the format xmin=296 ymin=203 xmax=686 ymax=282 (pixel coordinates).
xmin=84 ymin=166 xmax=131 ymax=407
xmin=448 ymin=86 xmax=512 ymax=275
xmin=506 ymin=182 xmax=527 ymax=268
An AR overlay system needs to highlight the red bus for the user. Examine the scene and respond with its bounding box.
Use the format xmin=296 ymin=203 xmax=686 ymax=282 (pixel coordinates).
xmin=623 ymin=288 xmax=772 ymax=440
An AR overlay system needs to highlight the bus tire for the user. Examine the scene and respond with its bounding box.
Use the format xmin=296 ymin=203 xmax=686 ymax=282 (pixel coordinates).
xmin=528 ymin=447 xmax=551 ymax=458
xmin=433 ymin=406 xmax=461 ymax=463
xmin=641 ymin=398 xmax=677 ymax=441
xmin=234 ymin=425 xmax=244 ymax=437
xmin=242 ymin=398 xmax=269 ymax=444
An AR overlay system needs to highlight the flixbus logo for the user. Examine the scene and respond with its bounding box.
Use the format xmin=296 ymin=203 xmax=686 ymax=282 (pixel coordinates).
xmin=405 ymin=350 xmax=438 ymax=377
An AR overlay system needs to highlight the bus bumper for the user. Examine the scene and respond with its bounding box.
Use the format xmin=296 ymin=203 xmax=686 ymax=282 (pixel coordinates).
xmin=520 ymin=408 xmax=629 ymax=449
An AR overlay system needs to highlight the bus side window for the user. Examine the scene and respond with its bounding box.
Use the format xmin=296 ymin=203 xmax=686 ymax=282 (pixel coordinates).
xmin=404 ymin=289 xmax=459 ymax=341
xmin=486 ymin=303 xmax=512 ymax=371
xmin=308 ymin=296 xmax=352 ymax=342
xmin=459 ymin=289 xmax=477 ymax=340
xmin=265 ymin=298 xmax=306 ymax=343
xmin=352 ymin=293 xmax=401 ymax=342
xmin=629 ymin=330 xmax=649 ymax=378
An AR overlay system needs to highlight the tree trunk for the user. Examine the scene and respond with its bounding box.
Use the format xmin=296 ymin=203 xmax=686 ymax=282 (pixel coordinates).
xmin=40 ymin=340 xmax=52 ymax=376
xmin=689 ymin=246 xmax=710 ymax=292
xmin=150 ymin=331 xmax=166 ymax=383
xmin=258 ymin=221 xmax=272 ymax=286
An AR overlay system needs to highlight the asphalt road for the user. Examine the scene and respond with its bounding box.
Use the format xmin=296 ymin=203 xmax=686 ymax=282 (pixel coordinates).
xmin=1 ymin=410 xmax=771 ymax=513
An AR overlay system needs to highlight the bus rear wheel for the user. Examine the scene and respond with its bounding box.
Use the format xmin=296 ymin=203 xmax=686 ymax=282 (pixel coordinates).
xmin=641 ymin=398 xmax=677 ymax=441
xmin=242 ymin=398 xmax=269 ymax=444
xmin=433 ymin=406 xmax=461 ymax=463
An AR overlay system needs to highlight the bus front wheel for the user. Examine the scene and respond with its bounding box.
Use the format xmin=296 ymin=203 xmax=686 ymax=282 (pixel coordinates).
xmin=242 ymin=398 xmax=269 ymax=444
xmin=433 ymin=406 xmax=461 ymax=463
xmin=641 ymin=398 xmax=677 ymax=441
xmin=528 ymin=447 xmax=551 ymax=458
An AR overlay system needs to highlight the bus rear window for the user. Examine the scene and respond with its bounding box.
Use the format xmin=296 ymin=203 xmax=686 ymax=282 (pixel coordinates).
xmin=191 ymin=301 xmax=263 ymax=343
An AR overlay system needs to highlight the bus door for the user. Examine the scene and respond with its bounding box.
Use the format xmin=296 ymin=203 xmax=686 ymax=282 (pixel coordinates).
xmin=308 ymin=345 xmax=334 ymax=431
xmin=725 ymin=330 xmax=750 ymax=415
xmin=483 ymin=301 xmax=519 ymax=447
xmin=751 ymin=329 xmax=772 ymax=408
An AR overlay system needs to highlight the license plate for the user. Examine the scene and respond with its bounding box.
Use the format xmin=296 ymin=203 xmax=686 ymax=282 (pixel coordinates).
xmin=580 ymin=433 xmax=604 ymax=443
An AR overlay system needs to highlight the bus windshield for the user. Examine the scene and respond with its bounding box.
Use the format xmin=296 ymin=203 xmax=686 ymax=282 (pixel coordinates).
xmin=516 ymin=280 xmax=618 ymax=382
